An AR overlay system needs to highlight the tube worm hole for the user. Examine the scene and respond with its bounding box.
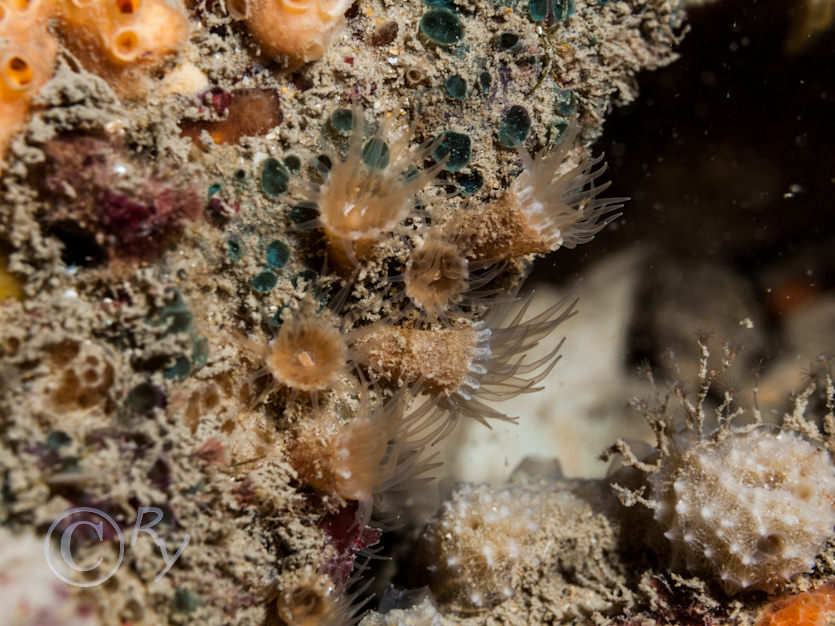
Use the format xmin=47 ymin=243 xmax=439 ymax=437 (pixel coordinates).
xmin=404 ymin=67 xmax=426 ymax=87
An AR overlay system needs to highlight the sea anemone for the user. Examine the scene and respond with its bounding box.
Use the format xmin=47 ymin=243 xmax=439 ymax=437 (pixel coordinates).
xmin=351 ymin=293 xmax=578 ymax=427
xmin=256 ymin=304 xmax=355 ymax=409
xmin=275 ymin=566 xmax=369 ymax=626
xmin=445 ymin=121 xmax=625 ymax=262
xmin=286 ymin=385 xmax=440 ymax=524
xmin=404 ymin=237 xmax=469 ymax=318
xmin=397 ymin=235 xmax=506 ymax=322
xmin=292 ymin=108 xmax=446 ymax=272
xmin=289 ymin=390 xmax=396 ymax=502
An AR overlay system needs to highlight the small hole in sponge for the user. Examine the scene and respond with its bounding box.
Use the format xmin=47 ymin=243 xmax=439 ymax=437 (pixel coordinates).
xmin=756 ymin=534 xmax=785 ymax=557
xmin=52 ymin=371 xmax=80 ymax=407
xmin=795 ymin=484 xmax=813 ymax=500
xmin=112 ymin=29 xmax=140 ymax=60
xmin=5 ymin=56 xmax=33 ymax=89
xmin=49 ymin=340 xmax=80 ymax=366
xmin=116 ymin=0 xmax=139 ymax=13
xmin=185 ymin=392 xmax=200 ymax=433
xmin=202 ymin=387 xmax=220 ymax=409
xmin=76 ymin=389 xmax=99 ymax=409
xmin=82 ymin=368 xmax=100 ymax=385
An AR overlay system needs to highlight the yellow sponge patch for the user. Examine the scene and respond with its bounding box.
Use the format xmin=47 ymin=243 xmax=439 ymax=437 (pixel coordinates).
xmin=0 ymin=252 xmax=24 ymax=302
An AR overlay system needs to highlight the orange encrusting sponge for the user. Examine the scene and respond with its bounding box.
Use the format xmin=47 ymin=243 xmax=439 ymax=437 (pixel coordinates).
xmin=49 ymin=0 xmax=191 ymax=98
xmin=756 ymin=583 xmax=835 ymax=626
xmin=0 ymin=0 xmax=191 ymax=166
xmin=0 ymin=0 xmax=58 ymax=161
xmin=243 ymin=0 xmax=354 ymax=68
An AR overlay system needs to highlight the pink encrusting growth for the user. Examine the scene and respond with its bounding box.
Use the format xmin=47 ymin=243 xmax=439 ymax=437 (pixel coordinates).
xmin=295 ymin=109 xmax=446 ymax=272
xmin=445 ymin=123 xmax=625 ymax=262
xmin=39 ymin=134 xmax=203 ymax=260
xmin=286 ymin=391 xmax=403 ymax=505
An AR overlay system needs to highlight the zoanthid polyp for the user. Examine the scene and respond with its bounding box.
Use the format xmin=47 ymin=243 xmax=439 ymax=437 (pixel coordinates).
xmin=398 ymin=235 xmax=507 ymax=322
xmin=293 ymin=108 xmax=446 ymax=273
xmin=446 ymin=121 xmax=625 ymax=262
xmin=351 ymin=293 xmax=578 ymax=427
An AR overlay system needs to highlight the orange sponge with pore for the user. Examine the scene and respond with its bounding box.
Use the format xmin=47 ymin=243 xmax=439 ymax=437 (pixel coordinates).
xmin=0 ymin=0 xmax=57 ymax=162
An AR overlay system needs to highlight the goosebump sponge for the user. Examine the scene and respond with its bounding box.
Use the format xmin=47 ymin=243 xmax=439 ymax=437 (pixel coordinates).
xmin=651 ymin=428 xmax=835 ymax=593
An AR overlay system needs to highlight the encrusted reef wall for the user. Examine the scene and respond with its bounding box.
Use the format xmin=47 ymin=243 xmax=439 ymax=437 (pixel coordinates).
xmin=5 ymin=0 xmax=832 ymax=625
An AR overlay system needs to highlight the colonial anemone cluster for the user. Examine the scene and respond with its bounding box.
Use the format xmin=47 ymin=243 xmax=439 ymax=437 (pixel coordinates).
xmin=251 ymin=106 xmax=619 ymax=537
